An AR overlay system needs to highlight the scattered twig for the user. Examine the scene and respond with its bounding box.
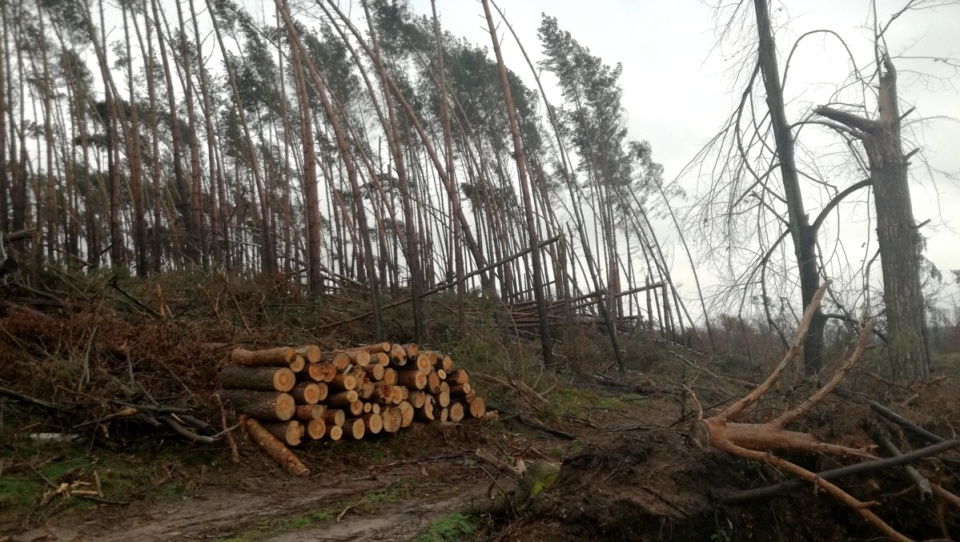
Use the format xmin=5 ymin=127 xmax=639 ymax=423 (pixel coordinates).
xmin=516 ymin=416 xmax=575 ymax=440
xmin=0 ymin=386 xmax=71 ymax=412
xmin=160 ymin=416 xmax=217 ymax=444
xmin=215 ymin=394 xmax=241 ymax=464
xmin=108 ymin=275 xmax=162 ymax=319
xmin=475 ymin=448 xmax=522 ymax=480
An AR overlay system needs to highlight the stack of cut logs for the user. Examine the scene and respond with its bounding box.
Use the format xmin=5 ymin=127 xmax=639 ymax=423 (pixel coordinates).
xmin=218 ymin=342 xmax=486 ymax=447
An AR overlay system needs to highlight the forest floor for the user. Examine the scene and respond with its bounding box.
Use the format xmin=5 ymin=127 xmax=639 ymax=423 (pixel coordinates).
xmin=1 ymin=272 xmax=959 ymax=541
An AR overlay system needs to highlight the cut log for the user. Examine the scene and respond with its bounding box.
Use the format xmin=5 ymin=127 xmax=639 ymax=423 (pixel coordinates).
xmin=306 ymin=362 xmax=337 ymax=383
xmin=408 ymin=390 xmax=426 ymax=409
xmin=321 ymin=351 xmax=351 ymax=370
xmin=345 ymin=418 xmax=366 ymax=440
xmin=390 ymin=386 xmax=405 ymax=405
xmin=360 ymin=381 xmax=375 ymax=400
xmin=218 ymin=367 xmax=296 ymax=392
xmin=402 ymin=343 xmax=419 ymax=360
xmin=446 ymin=369 xmax=469 ymax=386
xmin=306 ymin=419 xmax=326 ymax=440
xmin=450 ymin=383 xmax=472 ymax=395
xmin=347 ymin=401 xmax=364 ymax=417
xmin=327 ymin=425 xmax=343 ymax=441
xmin=243 ymin=417 xmax=309 ymax=476
xmin=374 ymin=383 xmax=395 ymax=404
xmin=296 ymin=345 xmax=321 ymax=363
xmin=323 ymin=408 xmax=345 ymax=427
xmin=364 ymin=364 xmax=385 ymax=382
xmin=437 ymin=391 xmax=451 ymax=408
xmin=389 ymin=344 xmax=407 ymax=366
xmin=231 ymin=347 xmax=296 ymax=367
xmin=382 ymin=407 xmax=402 ymax=433
xmin=375 ymin=352 xmax=389 ymax=367
xmin=371 ymin=403 xmax=381 ymax=414
xmin=289 ymin=355 xmax=306 ymax=373
xmin=264 ymin=420 xmax=304 ymax=446
xmin=362 ymin=413 xmax=383 ymax=434
xmin=439 ymin=355 xmax=453 ymax=372
xmin=327 ymin=390 xmax=359 ymax=407
xmin=289 ymin=382 xmax=323 ymax=405
xmin=469 ymin=396 xmax=486 ymax=419
xmin=295 ymin=404 xmax=326 ymax=421
xmin=363 ymin=402 xmax=372 ymax=414
xmin=343 ymin=348 xmax=371 ymax=367
xmin=439 ymin=382 xmax=450 ymax=394
xmin=382 ymin=368 xmax=399 ymax=386
xmin=439 ymin=408 xmax=449 ymax=423
xmin=314 ymin=383 xmax=329 ymax=402
xmin=436 ymin=369 xmax=447 ymax=380
xmin=449 ymin=402 xmax=465 ymax=422
xmin=414 ymin=353 xmax=433 ymax=373
xmin=427 ymin=371 xmax=442 ymax=394
xmin=329 ymin=373 xmax=358 ymax=392
xmin=416 ymin=395 xmax=436 ymax=421
xmin=361 ymin=342 xmax=391 ymax=354
xmin=396 ymin=370 xmax=427 ymax=390
xmin=399 ymin=386 xmax=410 ymax=401
xmin=220 ymin=390 xmax=295 ymax=422
xmin=398 ymin=401 xmax=414 ymax=428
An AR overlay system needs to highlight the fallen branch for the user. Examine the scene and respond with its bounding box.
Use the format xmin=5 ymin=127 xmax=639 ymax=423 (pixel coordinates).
xmin=160 ymin=416 xmax=217 ymax=444
xmin=721 ymin=437 xmax=960 ymax=504
xmin=0 ymin=386 xmax=71 ymax=412
xmin=834 ymin=386 xmax=945 ymax=444
xmin=865 ymin=420 xmax=931 ymax=500
xmin=517 ymin=416 xmax=575 ymax=440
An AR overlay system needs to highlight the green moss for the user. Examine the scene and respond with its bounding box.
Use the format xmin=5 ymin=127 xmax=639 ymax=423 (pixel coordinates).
xmin=417 ymin=513 xmax=476 ymax=542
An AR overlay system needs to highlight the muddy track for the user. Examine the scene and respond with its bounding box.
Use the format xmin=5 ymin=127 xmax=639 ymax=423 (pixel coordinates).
xmin=10 ymin=459 xmax=488 ymax=542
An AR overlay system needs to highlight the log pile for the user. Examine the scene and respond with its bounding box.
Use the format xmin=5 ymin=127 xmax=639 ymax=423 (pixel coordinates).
xmin=217 ymin=342 xmax=487 ymax=475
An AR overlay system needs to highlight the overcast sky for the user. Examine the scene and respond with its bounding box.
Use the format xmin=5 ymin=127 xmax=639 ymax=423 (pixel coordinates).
xmin=408 ymin=0 xmax=960 ymax=312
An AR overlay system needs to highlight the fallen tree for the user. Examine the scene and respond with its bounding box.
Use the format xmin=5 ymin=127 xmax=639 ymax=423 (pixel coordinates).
xmin=690 ymin=283 xmax=950 ymax=542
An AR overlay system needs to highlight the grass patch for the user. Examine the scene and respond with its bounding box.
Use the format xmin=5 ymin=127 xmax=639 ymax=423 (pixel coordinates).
xmin=539 ymin=386 xmax=626 ymax=419
xmin=0 ymin=439 xmax=215 ymax=523
xmin=417 ymin=513 xmax=477 ymax=542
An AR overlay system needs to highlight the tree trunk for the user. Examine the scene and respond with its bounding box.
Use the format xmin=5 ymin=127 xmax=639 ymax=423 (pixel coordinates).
xmin=753 ymin=0 xmax=825 ymax=374
xmin=290 ymin=42 xmax=323 ymax=295
xmin=869 ymin=60 xmax=930 ymax=379
xmin=815 ymin=54 xmax=930 ymax=380
xmin=482 ymin=0 xmax=554 ymax=368
xmin=150 ymin=0 xmax=192 ymax=263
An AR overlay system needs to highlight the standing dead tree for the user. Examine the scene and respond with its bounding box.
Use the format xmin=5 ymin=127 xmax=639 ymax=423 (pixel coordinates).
xmin=688 ymin=0 xmax=953 ymax=377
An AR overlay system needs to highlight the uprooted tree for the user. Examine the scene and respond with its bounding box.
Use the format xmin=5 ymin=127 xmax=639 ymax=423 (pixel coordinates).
xmin=693 ymin=283 xmax=959 ymax=541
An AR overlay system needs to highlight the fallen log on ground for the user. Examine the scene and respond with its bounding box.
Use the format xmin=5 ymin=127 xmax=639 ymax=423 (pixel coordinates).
xmin=243 ymin=417 xmax=309 ymax=476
